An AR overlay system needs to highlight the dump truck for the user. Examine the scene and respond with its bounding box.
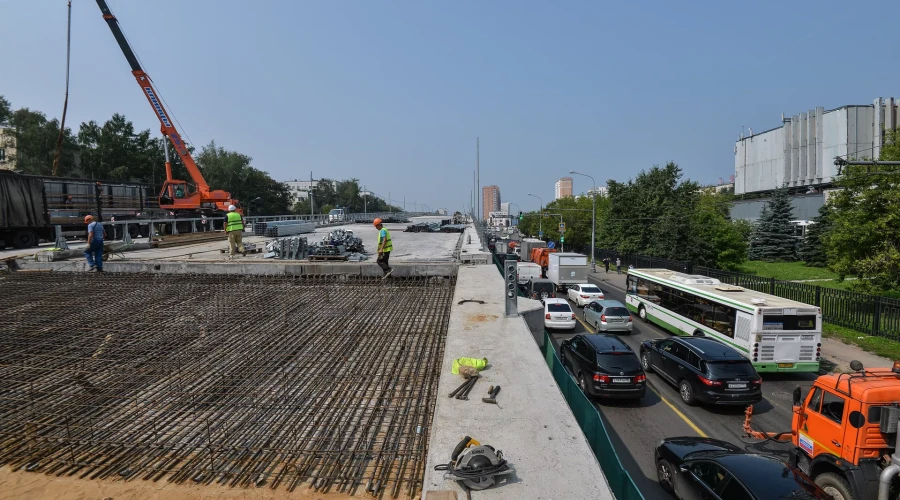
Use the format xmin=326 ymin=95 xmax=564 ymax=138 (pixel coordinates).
xmin=519 ymin=238 xmax=546 ymax=262
xmin=530 ymin=247 xmax=558 ymax=277
xmin=743 ymin=359 xmax=900 ymax=500
xmin=547 ymin=252 xmax=588 ymax=292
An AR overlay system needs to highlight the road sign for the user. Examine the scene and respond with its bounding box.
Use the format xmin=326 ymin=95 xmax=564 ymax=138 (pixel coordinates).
xmin=559 ymin=222 xmax=566 ymax=232
xmin=543 ymin=212 xmax=549 ymax=218
xmin=560 ymin=236 xmax=565 ymax=243
xmin=538 ymin=231 xmax=543 ymax=237
xmin=547 ymin=241 xmax=556 ymax=249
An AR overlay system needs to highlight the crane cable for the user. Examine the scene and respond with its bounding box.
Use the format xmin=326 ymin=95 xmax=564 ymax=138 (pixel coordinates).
xmin=51 ymin=0 xmax=72 ymax=177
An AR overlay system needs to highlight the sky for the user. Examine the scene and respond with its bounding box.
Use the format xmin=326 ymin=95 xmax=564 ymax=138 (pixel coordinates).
xmin=1 ymin=0 xmax=898 ymax=213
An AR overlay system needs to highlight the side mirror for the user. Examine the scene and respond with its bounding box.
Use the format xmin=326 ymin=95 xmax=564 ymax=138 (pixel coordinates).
xmin=792 ymin=386 xmax=803 ymax=407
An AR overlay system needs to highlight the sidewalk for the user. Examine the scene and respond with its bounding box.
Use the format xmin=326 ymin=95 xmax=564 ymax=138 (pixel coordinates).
xmin=585 ymin=269 xmax=893 ymax=373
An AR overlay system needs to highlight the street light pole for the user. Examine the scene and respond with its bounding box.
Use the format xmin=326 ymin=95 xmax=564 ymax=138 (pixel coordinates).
xmin=570 ymin=171 xmax=597 ymax=272
xmin=527 ymin=193 xmax=543 ymax=236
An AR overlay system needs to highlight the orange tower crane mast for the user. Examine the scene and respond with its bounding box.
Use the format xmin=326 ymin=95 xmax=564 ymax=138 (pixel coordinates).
xmin=95 ymin=0 xmax=240 ymax=215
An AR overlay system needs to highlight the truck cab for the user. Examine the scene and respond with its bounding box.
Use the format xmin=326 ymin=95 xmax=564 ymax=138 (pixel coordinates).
xmin=328 ymin=208 xmax=345 ymax=222
xmin=787 ymin=360 xmax=900 ymax=500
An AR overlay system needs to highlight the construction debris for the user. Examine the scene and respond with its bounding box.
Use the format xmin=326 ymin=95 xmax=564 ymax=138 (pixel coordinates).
xmin=0 ymin=273 xmax=455 ymax=498
xmin=263 ymin=236 xmax=309 ymax=259
xmin=321 ymin=228 xmax=365 ymax=252
xmin=406 ymin=222 xmax=465 ymax=233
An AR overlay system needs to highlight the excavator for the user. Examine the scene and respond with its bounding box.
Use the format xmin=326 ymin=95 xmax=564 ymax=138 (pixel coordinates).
xmin=95 ymin=0 xmax=240 ymax=216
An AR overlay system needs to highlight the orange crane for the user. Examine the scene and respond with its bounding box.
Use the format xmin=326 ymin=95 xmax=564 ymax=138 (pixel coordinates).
xmin=95 ymin=0 xmax=240 ymax=215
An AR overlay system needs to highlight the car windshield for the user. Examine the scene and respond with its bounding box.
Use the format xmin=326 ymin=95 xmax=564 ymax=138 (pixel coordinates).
xmin=547 ymin=304 xmax=571 ymax=313
xmin=604 ymin=307 xmax=629 ymax=316
xmin=706 ymin=361 xmax=757 ymax=377
xmin=597 ymin=353 xmax=641 ymax=371
xmin=581 ymin=286 xmax=602 ymax=293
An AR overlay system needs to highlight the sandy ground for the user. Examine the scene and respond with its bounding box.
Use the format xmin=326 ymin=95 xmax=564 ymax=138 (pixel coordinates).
xmin=0 ymin=467 xmax=414 ymax=500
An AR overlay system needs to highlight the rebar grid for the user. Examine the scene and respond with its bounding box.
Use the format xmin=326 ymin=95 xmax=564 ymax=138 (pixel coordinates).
xmin=0 ymin=273 xmax=455 ymax=498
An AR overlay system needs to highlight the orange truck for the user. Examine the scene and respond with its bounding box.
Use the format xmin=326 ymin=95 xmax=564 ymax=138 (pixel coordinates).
xmin=744 ymin=359 xmax=900 ymax=500
xmin=530 ymin=247 xmax=558 ymax=272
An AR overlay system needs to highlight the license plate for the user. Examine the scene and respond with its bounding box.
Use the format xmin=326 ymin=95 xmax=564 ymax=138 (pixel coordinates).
xmin=777 ymin=363 xmax=794 ymax=368
xmin=613 ymin=378 xmax=630 ymax=383
xmin=728 ymin=383 xmax=748 ymax=389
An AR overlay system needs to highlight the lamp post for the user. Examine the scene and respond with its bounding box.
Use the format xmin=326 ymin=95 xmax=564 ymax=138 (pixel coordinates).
xmin=526 ymin=193 xmax=543 ymax=237
xmin=570 ymin=170 xmax=596 ymax=272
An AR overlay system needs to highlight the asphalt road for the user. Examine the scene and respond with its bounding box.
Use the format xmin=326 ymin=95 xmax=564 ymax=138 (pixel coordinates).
xmin=547 ymin=276 xmax=817 ymax=500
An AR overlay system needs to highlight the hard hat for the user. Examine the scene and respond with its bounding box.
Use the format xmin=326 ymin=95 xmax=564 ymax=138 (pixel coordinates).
xmin=228 ymin=205 xmax=236 ymax=211
xmin=84 ymin=215 xmax=94 ymax=223
xmin=373 ymin=218 xmax=383 ymax=226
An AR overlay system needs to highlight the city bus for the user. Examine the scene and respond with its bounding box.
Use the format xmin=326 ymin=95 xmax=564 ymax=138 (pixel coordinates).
xmin=625 ymin=268 xmax=821 ymax=373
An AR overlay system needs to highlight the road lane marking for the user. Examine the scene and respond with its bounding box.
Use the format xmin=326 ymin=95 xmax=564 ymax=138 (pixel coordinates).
xmin=645 ymin=383 xmax=708 ymax=438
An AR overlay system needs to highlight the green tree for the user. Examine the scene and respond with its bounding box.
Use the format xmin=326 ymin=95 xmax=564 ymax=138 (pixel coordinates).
xmin=747 ymin=186 xmax=796 ymax=262
xmin=825 ymin=129 xmax=900 ymax=291
xmin=798 ymin=204 xmax=832 ymax=267
xmin=694 ymin=192 xmax=747 ymax=270
xmin=78 ymin=114 xmax=170 ymax=183
xmin=0 ymin=95 xmax=11 ymax=125
xmin=7 ymin=107 xmax=78 ymax=175
xmin=195 ymin=141 xmax=290 ymax=216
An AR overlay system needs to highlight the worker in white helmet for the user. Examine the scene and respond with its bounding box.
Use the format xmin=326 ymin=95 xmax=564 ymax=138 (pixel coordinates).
xmin=224 ymin=205 xmax=246 ymax=258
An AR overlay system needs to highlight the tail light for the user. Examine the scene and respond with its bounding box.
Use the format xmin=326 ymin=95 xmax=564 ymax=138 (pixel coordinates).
xmin=600 ymin=314 xmax=607 ymax=322
xmin=751 ymin=379 xmax=762 ymax=386
xmin=545 ymin=313 xmax=551 ymax=319
xmin=571 ymin=314 xmax=576 ymax=320
xmin=698 ymin=375 xmax=722 ymax=387
xmin=593 ymin=374 xmax=610 ymax=383
xmin=581 ymin=295 xmax=589 ymax=299
xmin=628 ymin=316 xmax=633 ymax=322
xmin=635 ymin=374 xmax=646 ymax=383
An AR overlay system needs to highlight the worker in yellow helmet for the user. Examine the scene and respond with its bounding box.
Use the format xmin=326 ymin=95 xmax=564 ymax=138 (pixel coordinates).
xmin=225 ymin=205 xmax=246 ymax=258
xmin=373 ymin=218 xmax=393 ymax=278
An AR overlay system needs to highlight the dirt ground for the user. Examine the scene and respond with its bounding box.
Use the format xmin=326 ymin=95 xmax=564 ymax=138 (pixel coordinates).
xmin=0 ymin=467 xmax=412 ymax=500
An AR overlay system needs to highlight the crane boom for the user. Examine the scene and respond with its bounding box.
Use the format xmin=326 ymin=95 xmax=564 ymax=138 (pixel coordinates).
xmin=96 ymin=0 xmax=209 ymax=193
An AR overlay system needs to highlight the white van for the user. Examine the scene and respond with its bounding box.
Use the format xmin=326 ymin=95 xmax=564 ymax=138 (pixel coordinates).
xmin=328 ymin=208 xmax=345 ymax=222
xmin=516 ymin=261 xmax=542 ymax=285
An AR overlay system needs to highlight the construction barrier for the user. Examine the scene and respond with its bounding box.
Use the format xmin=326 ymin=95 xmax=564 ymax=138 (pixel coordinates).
xmin=542 ymin=331 xmax=645 ymax=500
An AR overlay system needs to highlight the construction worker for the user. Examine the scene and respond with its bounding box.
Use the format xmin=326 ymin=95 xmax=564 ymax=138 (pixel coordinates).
xmin=374 ymin=218 xmax=393 ymax=278
xmin=225 ymin=205 xmax=246 ymax=258
xmin=83 ymin=215 xmax=106 ymax=272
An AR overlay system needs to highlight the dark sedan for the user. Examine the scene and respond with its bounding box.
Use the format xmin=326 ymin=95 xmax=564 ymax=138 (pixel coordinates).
xmin=639 ymin=337 xmax=762 ymax=406
xmin=655 ymin=437 xmax=831 ymax=499
xmin=560 ymin=334 xmax=646 ymax=400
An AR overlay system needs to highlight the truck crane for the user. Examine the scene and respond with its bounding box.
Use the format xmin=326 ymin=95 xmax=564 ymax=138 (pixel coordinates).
xmin=95 ymin=0 xmax=240 ymax=216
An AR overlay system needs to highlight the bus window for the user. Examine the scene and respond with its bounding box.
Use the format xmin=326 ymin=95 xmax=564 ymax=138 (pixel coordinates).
xmin=711 ymin=304 xmax=737 ymax=337
xmin=627 ymin=275 xmax=638 ymax=294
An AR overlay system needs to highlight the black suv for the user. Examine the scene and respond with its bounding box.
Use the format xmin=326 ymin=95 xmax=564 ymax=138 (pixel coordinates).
xmin=639 ymin=337 xmax=762 ymax=406
xmin=526 ymin=278 xmax=556 ymax=301
xmin=560 ymin=334 xmax=646 ymax=400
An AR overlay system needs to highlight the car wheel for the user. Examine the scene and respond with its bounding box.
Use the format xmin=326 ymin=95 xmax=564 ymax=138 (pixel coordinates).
xmin=638 ymin=305 xmax=648 ymax=323
xmin=656 ymin=459 xmax=675 ymax=493
xmin=679 ymin=380 xmax=696 ymax=406
xmin=641 ymin=352 xmax=653 ymax=373
xmin=578 ymin=374 xmax=587 ymax=394
xmin=814 ymin=473 xmax=853 ymax=500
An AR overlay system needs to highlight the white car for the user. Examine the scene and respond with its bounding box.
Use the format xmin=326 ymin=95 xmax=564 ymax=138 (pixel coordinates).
xmin=544 ymin=298 xmax=577 ymax=330
xmin=567 ymin=284 xmax=605 ymax=307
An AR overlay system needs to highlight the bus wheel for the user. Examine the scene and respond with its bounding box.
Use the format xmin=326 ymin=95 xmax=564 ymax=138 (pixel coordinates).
xmin=12 ymin=230 xmax=38 ymax=249
xmin=692 ymin=330 xmax=704 ymax=337
xmin=638 ymin=305 xmax=648 ymax=323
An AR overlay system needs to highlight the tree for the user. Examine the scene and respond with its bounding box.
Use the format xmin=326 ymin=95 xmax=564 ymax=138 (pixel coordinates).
xmin=78 ymin=114 xmax=170 ymax=183
xmin=195 ymin=141 xmax=290 ymax=216
xmin=747 ymin=186 xmax=796 ymax=262
xmin=0 ymin=95 xmax=10 ymax=125
xmin=6 ymin=107 xmax=78 ymax=176
xmin=798 ymin=204 xmax=832 ymax=267
xmin=694 ymin=192 xmax=747 ymax=270
xmin=825 ymin=129 xmax=900 ymax=291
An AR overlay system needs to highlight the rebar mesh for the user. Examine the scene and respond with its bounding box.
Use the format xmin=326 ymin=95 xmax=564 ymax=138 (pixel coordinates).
xmin=0 ymin=273 xmax=455 ymax=498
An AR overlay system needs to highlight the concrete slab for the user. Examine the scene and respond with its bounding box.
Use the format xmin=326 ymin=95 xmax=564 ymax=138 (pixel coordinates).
xmin=458 ymin=225 xmax=491 ymax=264
xmin=422 ymin=265 xmax=612 ymax=500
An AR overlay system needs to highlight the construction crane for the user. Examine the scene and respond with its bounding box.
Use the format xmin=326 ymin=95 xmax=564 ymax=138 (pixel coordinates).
xmin=95 ymin=0 xmax=240 ymax=215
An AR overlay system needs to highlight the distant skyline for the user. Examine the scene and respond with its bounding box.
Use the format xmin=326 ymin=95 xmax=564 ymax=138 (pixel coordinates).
xmin=2 ymin=0 xmax=898 ymax=212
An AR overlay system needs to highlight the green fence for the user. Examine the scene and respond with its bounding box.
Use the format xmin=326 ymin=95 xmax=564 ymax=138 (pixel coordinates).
xmin=542 ymin=331 xmax=645 ymax=500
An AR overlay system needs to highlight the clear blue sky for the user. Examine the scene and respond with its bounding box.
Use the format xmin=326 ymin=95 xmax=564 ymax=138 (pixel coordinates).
xmin=1 ymin=0 xmax=897 ymax=212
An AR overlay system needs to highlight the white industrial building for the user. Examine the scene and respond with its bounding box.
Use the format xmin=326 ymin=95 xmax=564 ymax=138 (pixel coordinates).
xmin=732 ymin=97 xmax=900 ymax=220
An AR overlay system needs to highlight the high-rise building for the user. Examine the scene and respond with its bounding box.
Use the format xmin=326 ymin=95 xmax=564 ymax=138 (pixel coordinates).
xmin=482 ymin=185 xmax=501 ymax=221
xmin=555 ymin=177 xmax=573 ymax=199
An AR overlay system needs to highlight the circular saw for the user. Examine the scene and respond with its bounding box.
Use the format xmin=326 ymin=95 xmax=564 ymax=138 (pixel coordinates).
xmin=436 ymin=436 xmax=515 ymax=491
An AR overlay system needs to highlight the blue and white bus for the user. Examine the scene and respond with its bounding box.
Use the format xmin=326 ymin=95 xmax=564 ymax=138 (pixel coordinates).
xmin=625 ymin=268 xmax=821 ymax=373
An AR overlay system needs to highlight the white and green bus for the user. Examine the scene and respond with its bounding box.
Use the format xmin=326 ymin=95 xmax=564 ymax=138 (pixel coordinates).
xmin=625 ymin=268 xmax=821 ymax=373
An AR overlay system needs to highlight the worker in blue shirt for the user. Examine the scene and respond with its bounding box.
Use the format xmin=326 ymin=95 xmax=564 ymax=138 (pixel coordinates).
xmin=83 ymin=215 xmax=107 ymax=272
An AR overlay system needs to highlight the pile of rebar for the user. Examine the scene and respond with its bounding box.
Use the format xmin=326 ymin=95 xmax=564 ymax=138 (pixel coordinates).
xmin=322 ymin=228 xmax=365 ymax=252
xmin=0 ymin=273 xmax=455 ymax=497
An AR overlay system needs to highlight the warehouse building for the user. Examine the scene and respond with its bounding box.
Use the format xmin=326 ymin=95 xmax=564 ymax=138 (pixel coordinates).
xmin=732 ymin=96 xmax=900 ymax=220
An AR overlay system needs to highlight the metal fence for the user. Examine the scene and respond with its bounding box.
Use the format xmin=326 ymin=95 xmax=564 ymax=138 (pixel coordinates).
xmin=542 ymin=332 xmax=644 ymax=500
xmin=583 ymin=246 xmax=900 ymax=341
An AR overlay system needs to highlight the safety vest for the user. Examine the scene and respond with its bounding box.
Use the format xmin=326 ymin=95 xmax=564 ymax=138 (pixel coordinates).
xmin=226 ymin=212 xmax=244 ymax=232
xmin=378 ymin=228 xmax=393 ymax=252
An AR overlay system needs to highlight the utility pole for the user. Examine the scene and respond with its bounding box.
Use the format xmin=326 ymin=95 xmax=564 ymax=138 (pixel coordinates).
xmin=476 ymin=137 xmax=480 ymax=222
xmin=309 ymin=171 xmax=315 ymax=216
xmin=570 ymin=171 xmax=597 ymax=272
xmin=364 ymin=185 xmax=367 ymax=214
xmin=389 ymin=192 xmax=391 ymax=213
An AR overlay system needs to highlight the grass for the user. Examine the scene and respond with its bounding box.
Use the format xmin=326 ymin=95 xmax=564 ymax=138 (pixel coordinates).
xmin=739 ymin=260 xmax=840 ymax=281
xmin=823 ymin=322 xmax=900 ymax=361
